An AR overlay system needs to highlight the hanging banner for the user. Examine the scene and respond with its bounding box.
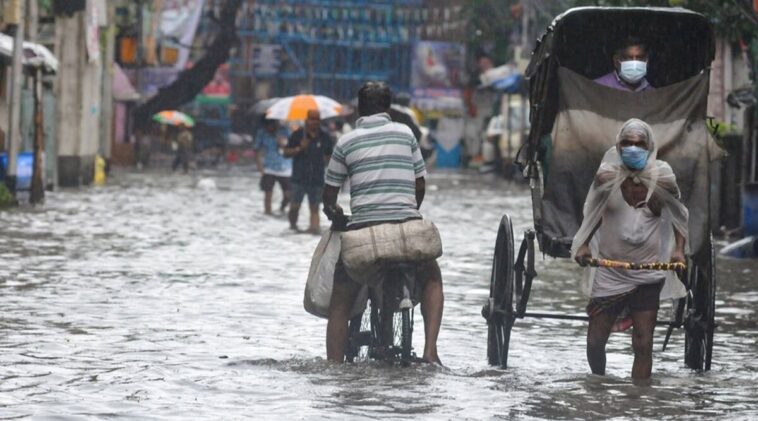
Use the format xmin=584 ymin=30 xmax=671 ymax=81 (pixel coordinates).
xmin=411 ymin=41 xmax=465 ymax=112
xmin=85 ymin=0 xmax=102 ymax=62
xmin=159 ymin=0 xmax=205 ymax=69
xmin=252 ymin=44 xmax=282 ymax=75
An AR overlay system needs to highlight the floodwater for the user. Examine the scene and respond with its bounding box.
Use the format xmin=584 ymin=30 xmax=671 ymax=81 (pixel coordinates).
xmin=1 ymin=168 xmax=756 ymax=420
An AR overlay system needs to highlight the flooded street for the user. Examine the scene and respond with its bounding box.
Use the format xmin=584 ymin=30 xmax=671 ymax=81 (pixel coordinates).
xmin=1 ymin=168 xmax=757 ymax=419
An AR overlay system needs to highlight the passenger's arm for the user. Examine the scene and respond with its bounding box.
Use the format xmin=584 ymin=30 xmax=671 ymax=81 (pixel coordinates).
xmin=415 ymin=177 xmax=425 ymax=209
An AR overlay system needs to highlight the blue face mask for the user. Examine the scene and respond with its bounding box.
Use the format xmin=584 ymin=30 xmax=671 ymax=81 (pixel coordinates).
xmin=620 ymin=146 xmax=649 ymax=170
xmin=618 ymin=60 xmax=647 ymax=84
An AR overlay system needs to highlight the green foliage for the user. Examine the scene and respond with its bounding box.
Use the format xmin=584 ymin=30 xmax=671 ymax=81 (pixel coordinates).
xmin=461 ymin=0 xmax=516 ymax=65
xmin=0 ymin=183 xmax=16 ymax=208
xmin=569 ymin=0 xmax=757 ymax=42
xmin=38 ymin=0 xmax=53 ymax=15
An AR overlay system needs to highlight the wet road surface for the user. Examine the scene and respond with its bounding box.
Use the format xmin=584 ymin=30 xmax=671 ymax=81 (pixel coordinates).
xmin=1 ymin=168 xmax=757 ymax=419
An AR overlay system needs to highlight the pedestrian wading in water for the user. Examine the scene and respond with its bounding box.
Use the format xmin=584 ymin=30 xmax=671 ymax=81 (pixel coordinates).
xmin=573 ymin=119 xmax=688 ymax=384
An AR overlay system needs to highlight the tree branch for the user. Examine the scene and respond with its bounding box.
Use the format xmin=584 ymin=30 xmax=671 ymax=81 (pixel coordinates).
xmin=132 ymin=0 xmax=243 ymax=130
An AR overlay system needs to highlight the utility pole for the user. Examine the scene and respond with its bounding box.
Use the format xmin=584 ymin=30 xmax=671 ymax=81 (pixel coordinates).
xmin=135 ymin=0 xmax=144 ymax=168
xmin=100 ymin=0 xmax=116 ymax=161
xmin=5 ymin=0 xmax=26 ymax=196
xmin=30 ymin=67 xmax=44 ymax=204
xmin=26 ymin=0 xmax=37 ymax=42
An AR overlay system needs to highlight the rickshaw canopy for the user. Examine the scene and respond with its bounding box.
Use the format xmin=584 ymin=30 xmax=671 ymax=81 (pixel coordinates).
xmin=526 ymin=7 xmax=715 ymax=85
xmin=523 ymin=7 xmax=716 ymax=259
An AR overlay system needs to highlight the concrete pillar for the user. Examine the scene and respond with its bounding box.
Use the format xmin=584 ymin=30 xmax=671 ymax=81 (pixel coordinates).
xmin=54 ymin=1 xmax=102 ymax=187
xmin=5 ymin=0 xmax=25 ymax=193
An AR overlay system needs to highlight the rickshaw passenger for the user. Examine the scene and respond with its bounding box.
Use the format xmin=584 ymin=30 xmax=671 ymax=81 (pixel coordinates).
xmin=594 ymin=37 xmax=653 ymax=92
xmin=573 ymin=119 xmax=688 ymax=383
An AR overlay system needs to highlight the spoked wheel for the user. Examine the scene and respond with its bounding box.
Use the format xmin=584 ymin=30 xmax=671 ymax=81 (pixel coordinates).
xmin=344 ymin=314 xmax=362 ymax=363
xmin=400 ymin=308 xmax=413 ymax=362
xmin=345 ymin=311 xmax=372 ymax=363
xmin=485 ymin=215 xmax=516 ymax=368
xmin=684 ymin=236 xmax=716 ymax=371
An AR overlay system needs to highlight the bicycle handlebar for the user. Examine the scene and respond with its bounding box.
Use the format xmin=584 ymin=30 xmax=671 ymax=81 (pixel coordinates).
xmin=581 ymin=257 xmax=686 ymax=271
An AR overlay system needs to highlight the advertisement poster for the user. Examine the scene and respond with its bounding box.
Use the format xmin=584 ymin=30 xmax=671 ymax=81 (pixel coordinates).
xmin=410 ymin=41 xmax=465 ymax=112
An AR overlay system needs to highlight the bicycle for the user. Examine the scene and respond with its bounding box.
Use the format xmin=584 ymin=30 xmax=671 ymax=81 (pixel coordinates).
xmin=327 ymin=213 xmax=420 ymax=365
xmin=344 ymin=262 xmax=418 ymax=364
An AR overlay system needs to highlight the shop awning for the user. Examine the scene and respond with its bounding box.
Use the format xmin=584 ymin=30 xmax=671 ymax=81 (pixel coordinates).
xmin=113 ymin=63 xmax=140 ymax=101
xmin=0 ymin=32 xmax=59 ymax=73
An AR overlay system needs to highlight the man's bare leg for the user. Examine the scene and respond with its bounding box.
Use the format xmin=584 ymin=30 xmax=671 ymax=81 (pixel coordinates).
xmin=326 ymin=272 xmax=361 ymax=362
xmin=420 ymin=261 xmax=443 ymax=364
xmin=308 ymin=205 xmax=320 ymax=233
xmin=279 ymin=186 xmax=290 ymax=212
xmin=288 ymin=204 xmax=300 ymax=230
xmin=264 ymin=191 xmax=273 ymax=215
xmin=630 ymin=308 xmax=657 ymax=384
xmin=587 ymin=311 xmax=615 ymax=375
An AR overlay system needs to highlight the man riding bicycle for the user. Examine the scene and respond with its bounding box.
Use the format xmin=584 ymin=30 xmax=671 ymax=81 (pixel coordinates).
xmin=322 ymin=81 xmax=444 ymax=364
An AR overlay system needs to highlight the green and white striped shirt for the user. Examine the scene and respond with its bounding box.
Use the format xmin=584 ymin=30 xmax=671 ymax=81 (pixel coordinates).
xmin=325 ymin=113 xmax=426 ymax=226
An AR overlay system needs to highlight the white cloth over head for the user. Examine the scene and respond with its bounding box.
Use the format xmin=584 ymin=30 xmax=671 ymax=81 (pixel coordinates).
xmin=570 ymin=119 xmax=689 ymax=300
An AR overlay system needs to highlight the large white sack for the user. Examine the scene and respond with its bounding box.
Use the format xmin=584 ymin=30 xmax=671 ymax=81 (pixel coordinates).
xmin=340 ymin=219 xmax=442 ymax=271
xmin=304 ymin=229 xmax=367 ymax=319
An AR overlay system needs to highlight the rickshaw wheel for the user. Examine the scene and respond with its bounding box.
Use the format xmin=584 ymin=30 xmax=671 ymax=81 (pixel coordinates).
xmin=684 ymin=236 xmax=716 ymax=371
xmin=486 ymin=215 xmax=516 ymax=368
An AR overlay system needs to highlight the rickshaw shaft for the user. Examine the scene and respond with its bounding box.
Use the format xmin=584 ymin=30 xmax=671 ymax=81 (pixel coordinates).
xmin=520 ymin=311 xmax=681 ymax=327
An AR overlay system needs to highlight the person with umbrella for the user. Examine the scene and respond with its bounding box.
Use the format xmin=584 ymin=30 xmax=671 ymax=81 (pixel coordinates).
xmin=267 ymin=95 xmax=340 ymax=233
xmin=254 ymin=117 xmax=292 ymax=215
xmin=282 ymin=109 xmax=333 ymax=233
xmin=172 ymin=123 xmax=194 ymax=173
xmin=153 ymin=111 xmax=195 ymax=173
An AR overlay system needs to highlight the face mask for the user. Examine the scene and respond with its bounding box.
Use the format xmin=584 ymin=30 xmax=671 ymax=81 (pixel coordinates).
xmin=620 ymin=146 xmax=649 ymax=170
xmin=618 ymin=60 xmax=647 ymax=84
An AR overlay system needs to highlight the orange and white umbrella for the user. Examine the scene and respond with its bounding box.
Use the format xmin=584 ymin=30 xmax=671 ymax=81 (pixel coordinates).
xmin=152 ymin=110 xmax=195 ymax=127
xmin=265 ymin=95 xmax=342 ymax=120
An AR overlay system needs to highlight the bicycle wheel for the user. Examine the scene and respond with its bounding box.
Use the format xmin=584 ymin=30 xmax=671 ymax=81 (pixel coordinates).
xmin=684 ymin=237 xmax=716 ymax=371
xmin=486 ymin=215 xmax=515 ymax=368
xmin=368 ymin=296 xmax=383 ymax=361
xmin=345 ymin=310 xmax=372 ymax=363
xmin=401 ymin=308 xmax=413 ymax=362
xmin=345 ymin=313 xmax=363 ymax=363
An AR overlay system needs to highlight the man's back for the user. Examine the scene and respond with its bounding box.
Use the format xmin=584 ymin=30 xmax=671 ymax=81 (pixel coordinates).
xmin=325 ymin=113 xmax=426 ymax=227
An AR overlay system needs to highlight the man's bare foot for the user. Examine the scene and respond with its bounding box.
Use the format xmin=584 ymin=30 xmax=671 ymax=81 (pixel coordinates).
xmin=422 ymin=353 xmax=442 ymax=365
xmin=422 ymin=357 xmax=443 ymax=366
xmin=306 ymin=226 xmax=321 ymax=235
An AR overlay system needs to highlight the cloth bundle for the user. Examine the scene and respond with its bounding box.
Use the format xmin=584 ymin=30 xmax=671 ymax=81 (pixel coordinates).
xmin=340 ymin=219 xmax=442 ymax=286
xmin=304 ymin=229 xmax=367 ymax=318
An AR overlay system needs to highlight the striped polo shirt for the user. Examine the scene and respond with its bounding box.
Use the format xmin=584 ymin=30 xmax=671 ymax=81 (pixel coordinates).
xmin=325 ymin=113 xmax=426 ymax=227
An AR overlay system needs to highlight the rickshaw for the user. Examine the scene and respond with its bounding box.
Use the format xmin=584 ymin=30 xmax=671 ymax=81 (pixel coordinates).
xmin=481 ymin=7 xmax=717 ymax=371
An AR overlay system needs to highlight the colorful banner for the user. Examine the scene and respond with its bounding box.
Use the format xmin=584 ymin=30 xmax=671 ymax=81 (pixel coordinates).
xmin=202 ymin=63 xmax=231 ymax=97
xmin=160 ymin=0 xmax=205 ymax=69
xmin=411 ymin=41 xmax=465 ymax=112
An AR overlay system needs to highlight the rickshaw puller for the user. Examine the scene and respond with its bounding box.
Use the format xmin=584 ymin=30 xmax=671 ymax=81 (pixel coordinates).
xmin=573 ymin=119 xmax=688 ymax=383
